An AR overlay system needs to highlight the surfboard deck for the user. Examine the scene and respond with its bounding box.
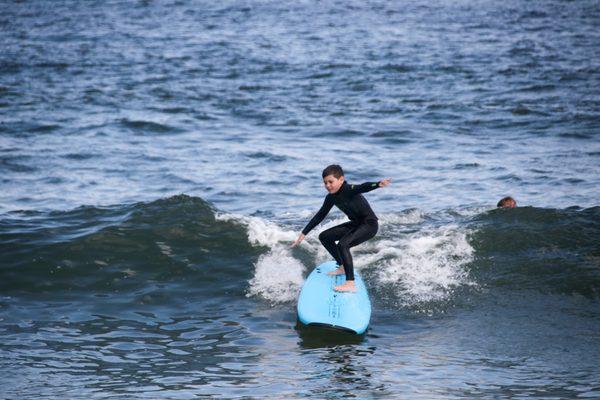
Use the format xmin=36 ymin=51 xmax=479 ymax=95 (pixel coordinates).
xmin=297 ymin=261 xmax=371 ymax=334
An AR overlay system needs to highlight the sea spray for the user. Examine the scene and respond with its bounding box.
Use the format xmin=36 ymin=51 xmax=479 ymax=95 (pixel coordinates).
xmin=375 ymin=224 xmax=475 ymax=306
xmin=248 ymin=247 xmax=306 ymax=303
xmin=216 ymin=212 xmax=307 ymax=303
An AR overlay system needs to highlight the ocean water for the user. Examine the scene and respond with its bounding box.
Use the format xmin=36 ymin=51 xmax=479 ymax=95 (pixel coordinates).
xmin=1 ymin=0 xmax=599 ymax=398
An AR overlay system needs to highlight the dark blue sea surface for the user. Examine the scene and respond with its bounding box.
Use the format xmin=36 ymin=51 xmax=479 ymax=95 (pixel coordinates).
xmin=1 ymin=0 xmax=599 ymax=398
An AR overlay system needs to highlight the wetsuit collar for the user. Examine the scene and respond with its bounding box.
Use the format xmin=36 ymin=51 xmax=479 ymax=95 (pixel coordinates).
xmin=334 ymin=181 xmax=348 ymax=195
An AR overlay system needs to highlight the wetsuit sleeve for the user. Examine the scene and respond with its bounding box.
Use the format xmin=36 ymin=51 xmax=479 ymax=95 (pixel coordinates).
xmin=347 ymin=181 xmax=381 ymax=195
xmin=301 ymin=196 xmax=334 ymax=235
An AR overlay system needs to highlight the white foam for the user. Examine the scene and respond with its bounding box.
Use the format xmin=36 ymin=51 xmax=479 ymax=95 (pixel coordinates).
xmin=247 ymin=247 xmax=306 ymax=303
xmin=217 ymin=211 xmax=475 ymax=307
xmin=216 ymin=212 xmax=308 ymax=303
xmin=375 ymin=224 xmax=475 ymax=306
xmin=216 ymin=211 xmax=346 ymax=256
xmin=215 ymin=212 xmax=295 ymax=247
xmin=378 ymin=209 xmax=425 ymax=225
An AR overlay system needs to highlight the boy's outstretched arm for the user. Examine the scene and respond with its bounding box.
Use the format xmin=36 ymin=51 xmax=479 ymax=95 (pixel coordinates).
xmin=347 ymin=178 xmax=392 ymax=194
xmin=291 ymin=196 xmax=334 ymax=247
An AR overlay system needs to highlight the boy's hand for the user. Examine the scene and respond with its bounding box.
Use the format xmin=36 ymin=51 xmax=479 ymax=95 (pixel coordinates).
xmin=291 ymin=233 xmax=305 ymax=247
xmin=379 ymin=178 xmax=392 ymax=188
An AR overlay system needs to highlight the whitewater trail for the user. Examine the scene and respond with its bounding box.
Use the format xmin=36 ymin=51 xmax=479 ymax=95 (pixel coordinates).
xmin=216 ymin=210 xmax=476 ymax=307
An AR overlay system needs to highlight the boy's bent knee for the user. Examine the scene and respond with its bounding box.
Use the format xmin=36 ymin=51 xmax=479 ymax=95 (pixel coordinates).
xmin=337 ymin=237 xmax=351 ymax=249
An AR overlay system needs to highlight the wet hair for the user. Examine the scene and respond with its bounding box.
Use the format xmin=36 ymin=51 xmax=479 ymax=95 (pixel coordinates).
xmin=322 ymin=164 xmax=344 ymax=179
xmin=497 ymin=196 xmax=517 ymax=208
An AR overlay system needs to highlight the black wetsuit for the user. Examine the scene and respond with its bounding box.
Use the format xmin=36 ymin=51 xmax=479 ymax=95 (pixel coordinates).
xmin=302 ymin=181 xmax=381 ymax=281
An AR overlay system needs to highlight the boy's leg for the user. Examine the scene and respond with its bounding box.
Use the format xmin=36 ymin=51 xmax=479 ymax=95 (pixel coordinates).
xmin=318 ymin=222 xmax=354 ymax=269
xmin=336 ymin=221 xmax=378 ymax=282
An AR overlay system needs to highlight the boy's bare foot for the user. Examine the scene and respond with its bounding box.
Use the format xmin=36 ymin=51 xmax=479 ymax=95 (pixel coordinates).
xmin=327 ymin=266 xmax=345 ymax=276
xmin=334 ymin=281 xmax=357 ymax=292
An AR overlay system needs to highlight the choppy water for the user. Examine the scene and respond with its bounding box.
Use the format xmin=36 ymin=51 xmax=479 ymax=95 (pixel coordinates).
xmin=1 ymin=0 xmax=599 ymax=398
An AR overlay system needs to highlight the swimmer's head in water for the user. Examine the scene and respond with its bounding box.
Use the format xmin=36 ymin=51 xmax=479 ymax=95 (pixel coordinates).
xmin=322 ymin=164 xmax=345 ymax=194
xmin=497 ymin=196 xmax=517 ymax=208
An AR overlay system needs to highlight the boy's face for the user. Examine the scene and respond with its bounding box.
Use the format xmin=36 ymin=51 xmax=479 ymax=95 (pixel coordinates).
xmin=323 ymin=174 xmax=344 ymax=194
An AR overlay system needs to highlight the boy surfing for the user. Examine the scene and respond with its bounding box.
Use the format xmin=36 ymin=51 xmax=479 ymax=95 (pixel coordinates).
xmin=291 ymin=165 xmax=391 ymax=292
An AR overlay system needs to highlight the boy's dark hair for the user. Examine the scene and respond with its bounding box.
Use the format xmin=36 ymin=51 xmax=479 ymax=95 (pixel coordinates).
xmin=497 ymin=196 xmax=516 ymax=208
xmin=322 ymin=164 xmax=344 ymax=179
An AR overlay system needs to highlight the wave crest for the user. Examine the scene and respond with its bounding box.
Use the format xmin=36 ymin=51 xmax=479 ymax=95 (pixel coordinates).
xmin=375 ymin=224 xmax=475 ymax=307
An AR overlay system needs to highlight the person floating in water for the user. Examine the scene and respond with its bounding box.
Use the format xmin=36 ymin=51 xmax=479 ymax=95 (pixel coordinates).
xmin=497 ymin=196 xmax=517 ymax=208
xmin=291 ymin=164 xmax=391 ymax=292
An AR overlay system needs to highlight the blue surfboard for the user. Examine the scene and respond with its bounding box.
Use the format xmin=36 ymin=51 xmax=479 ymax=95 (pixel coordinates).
xmin=297 ymin=261 xmax=371 ymax=334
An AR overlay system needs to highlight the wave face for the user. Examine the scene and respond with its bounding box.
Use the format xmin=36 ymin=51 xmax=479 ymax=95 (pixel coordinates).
xmin=3 ymin=196 xmax=598 ymax=310
xmin=0 ymin=195 xmax=260 ymax=305
xmin=469 ymin=206 xmax=600 ymax=298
